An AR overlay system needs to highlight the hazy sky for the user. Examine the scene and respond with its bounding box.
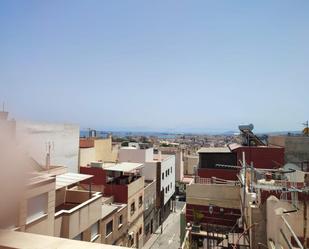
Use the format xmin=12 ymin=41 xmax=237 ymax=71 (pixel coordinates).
xmin=1 ymin=1 xmax=309 ymax=133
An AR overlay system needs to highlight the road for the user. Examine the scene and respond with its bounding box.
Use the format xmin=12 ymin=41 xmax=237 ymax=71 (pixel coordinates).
xmin=143 ymin=201 xmax=185 ymax=249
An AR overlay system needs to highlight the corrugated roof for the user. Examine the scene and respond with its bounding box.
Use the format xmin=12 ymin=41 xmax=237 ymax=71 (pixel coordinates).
xmin=56 ymin=173 xmax=93 ymax=190
xmin=197 ymin=147 xmax=231 ymax=153
xmin=104 ymin=162 xmax=143 ymax=172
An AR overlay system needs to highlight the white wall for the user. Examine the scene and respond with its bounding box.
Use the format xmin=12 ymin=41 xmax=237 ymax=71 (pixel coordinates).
xmin=118 ymin=148 xmax=153 ymax=163
xmin=142 ymin=162 xmax=157 ymax=181
xmin=16 ymin=121 xmax=79 ymax=173
xmin=161 ymin=155 xmax=175 ymax=205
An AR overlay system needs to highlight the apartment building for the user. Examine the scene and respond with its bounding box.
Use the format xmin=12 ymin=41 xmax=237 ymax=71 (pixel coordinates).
xmin=79 ymin=135 xmax=118 ymax=167
xmin=101 ymin=203 xmax=128 ymax=246
xmin=159 ymin=146 xmax=184 ymax=183
xmin=0 ymin=168 xmax=105 ymax=244
xmin=118 ymin=147 xmax=175 ymax=226
xmin=54 ymin=173 xmax=102 ymax=242
xmin=143 ymin=180 xmax=156 ymax=243
xmin=80 ymin=162 xmax=145 ymax=248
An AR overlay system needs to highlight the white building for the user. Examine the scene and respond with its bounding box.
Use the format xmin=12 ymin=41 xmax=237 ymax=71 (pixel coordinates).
xmin=118 ymin=147 xmax=175 ymax=206
xmin=16 ymin=121 xmax=80 ymax=173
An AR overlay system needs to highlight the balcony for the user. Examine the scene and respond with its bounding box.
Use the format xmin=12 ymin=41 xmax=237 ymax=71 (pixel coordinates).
xmin=107 ymin=174 xmax=142 ymax=185
xmin=54 ymin=189 xmax=102 ymax=239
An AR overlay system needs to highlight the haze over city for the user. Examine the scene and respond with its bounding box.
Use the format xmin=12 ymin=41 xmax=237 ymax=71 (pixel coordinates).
xmin=1 ymin=1 xmax=309 ymax=132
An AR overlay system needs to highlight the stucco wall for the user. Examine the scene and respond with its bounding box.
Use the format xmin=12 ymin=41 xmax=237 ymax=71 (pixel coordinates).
xmin=186 ymin=183 xmax=240 ymax=209
xmin=161 ymin=155 xmax=175 ymax=205
xmin=266 ymin=196 xmax=309 ymax=247
xmin=184 ymin=155 xmax=198 ymax=175
xmin=269 ymin=136 xmax=309 ymax=163
xmin=94 ymin=138 xmax=117 ymax=162
xmin=101 ymin=205 xmax=128 ymax=245
xmin=79 ymin=147 xmax=96 ymax=166
xmin=142 ymin=162 xmax=157 ymax=181
xmin=127 ymin=178 xmax=144 ymax=224
xmin=118 ymin=148 xmax=153 ymax=163
xmin=16 ymin=121 xmax=79 ymax=173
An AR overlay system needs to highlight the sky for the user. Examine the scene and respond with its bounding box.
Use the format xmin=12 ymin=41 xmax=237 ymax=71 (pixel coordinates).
xmin=1 ymin=1 xmax=309 ymax=133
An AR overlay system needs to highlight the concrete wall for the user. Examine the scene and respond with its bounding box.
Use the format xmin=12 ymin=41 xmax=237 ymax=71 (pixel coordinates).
xmin=144 ymin=180 xmax=157 ymax=244
xmin=94 ymin=138 xmax=117 ymax=162
xmin=101 ymin=205 xmax=128 ymax=246
xmin=184 ymin=155 xmax=198 ymax=175
xmin=118 ymin=148 xmax=153 ymax=163
xmin=142 ymin=162 xmax=157 ymax=181
xmin=128 ymin=215 xmax=143 ymax=249
xmin=269 ymin=136 xmax=309 ymax=163
xmin=21 ymin=180 xmax=56 ymax=236
xmin=266 ymin=196 xmax=309 ymax=247
xmin=56 ymin=194 xmax=102 ymax=240
xmin=79 ymin=147 xmax=95 ymax=166
xmin=186 ymin=183 xmax=240 ymax=209
xmin=16 ymin=121 xmax=79 ymax=173
xmin=127 ymin=177 xmax=144 ymax=224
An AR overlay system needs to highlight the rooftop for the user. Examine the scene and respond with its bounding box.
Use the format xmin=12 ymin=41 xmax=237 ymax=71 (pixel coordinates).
xmin=0 ymin=230 xmax=124 ymax=249
xmin=197 ymin=147 xmax=231 ymax=153
xmin=56 ymin=172 xmax=93 ymax=190
xmin=101 ymin=204 xmax=118 ymax=219
xmin=104 ymin=162 xmax=143 ymax=173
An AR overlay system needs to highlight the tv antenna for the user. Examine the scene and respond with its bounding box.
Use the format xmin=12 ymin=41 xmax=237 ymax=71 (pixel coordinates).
xmin=45 ymin=141 xmax=54 ymax=171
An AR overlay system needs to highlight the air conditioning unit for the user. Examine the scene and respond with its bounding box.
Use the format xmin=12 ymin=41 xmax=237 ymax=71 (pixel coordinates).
xmin=247 ymin=192 xmax=257 ymax=204
xmin=128 ymin=231 xmax=134 ymax=240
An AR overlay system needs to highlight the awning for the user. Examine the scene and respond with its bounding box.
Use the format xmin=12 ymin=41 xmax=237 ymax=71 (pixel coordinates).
xmin=105 ymin=162 xmax=143 ymax=173
xmin=56 ymin=172 xmax=93 ymax=190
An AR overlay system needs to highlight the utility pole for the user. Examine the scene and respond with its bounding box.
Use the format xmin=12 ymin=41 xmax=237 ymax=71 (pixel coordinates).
xmin=303 ymin=121 xmax=309 ymax=136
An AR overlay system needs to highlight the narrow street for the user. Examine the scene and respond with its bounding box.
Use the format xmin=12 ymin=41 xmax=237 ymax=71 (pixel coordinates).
xmin=143 ymin=201 xmax=185 ymax=249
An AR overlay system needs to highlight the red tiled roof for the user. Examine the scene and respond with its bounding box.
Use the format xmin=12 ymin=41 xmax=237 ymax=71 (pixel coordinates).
xmin=80 ymin=139 xmax=94 ymax=148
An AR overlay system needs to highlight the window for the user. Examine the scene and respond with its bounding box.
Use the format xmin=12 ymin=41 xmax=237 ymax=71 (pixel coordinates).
xmin=106 ymin=220 xmax=113 ymax=237
xmin=145 ymin=224 xmax=150 ymax=235
xmin=128 ymin=233 xmax=134 ymax=247
xmin=162 ymin=172 xmax=164 ymax=180
xmin=171 ymin=167 xmax=172 ymax=173
xmin=27 ymin=193 xmax=47 ymax=224
xmin=165 ymin=170 xmax=168 ymax=177
xmin=170 ymin=182 xmax=172 ymax=189
xmin=91 ymin=222 xmax=99 ymax=241
xmin=130 ymin=202 xmax=136 ymax=216
xmin=168 ymin=185 xmax=169 ymax=191
xmin=139 ymin=196 xmax=143 ymax=208
xmin=165 ymin=187 xmax=167 ymax=194
xmin=139 ymin=227 xmax=142 ymax=235
xmin=118 ymin=215 xmax=123 ymax=228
